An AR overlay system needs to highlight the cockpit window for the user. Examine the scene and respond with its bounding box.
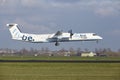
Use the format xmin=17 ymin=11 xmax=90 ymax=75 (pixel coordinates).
xmin=93 ymin=33 xmax=97 ymax=36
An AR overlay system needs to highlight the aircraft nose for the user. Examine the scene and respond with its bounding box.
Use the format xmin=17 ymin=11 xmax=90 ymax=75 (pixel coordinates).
xmin=98 ymin=36 xmax=103 ymax=40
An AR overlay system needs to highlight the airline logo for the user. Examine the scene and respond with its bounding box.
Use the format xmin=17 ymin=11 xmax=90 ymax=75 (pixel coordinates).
xmin=22 ymin=35 xmax=34 ymax=42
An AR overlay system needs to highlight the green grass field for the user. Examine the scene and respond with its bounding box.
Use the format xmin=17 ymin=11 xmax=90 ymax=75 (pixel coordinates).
xmin=0 ymin=56 xmax=120 ymax=80
xmin=0 ymin=56 xmax=120 ymax=60
xmin=0 ymin=62 xmax=120 ymax=80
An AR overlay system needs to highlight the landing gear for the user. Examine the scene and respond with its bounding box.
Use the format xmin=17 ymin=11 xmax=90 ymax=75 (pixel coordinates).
xmin=68 ymin=29 xmax=73 ymax=39
xmin=55 ymin=42 xmax=60 ymax=46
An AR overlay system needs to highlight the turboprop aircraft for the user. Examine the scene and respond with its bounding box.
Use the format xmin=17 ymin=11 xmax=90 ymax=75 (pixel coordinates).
xmin=7 ymin=23 xmax=102 ymax=46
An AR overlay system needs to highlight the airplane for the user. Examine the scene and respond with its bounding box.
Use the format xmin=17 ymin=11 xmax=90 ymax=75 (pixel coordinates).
xmin=7 ymin=23 xmax=102 ymax=46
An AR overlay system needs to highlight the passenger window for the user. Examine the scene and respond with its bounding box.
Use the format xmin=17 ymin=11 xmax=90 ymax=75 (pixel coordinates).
xmin=80 ymin=35 xmax=87 ymax=39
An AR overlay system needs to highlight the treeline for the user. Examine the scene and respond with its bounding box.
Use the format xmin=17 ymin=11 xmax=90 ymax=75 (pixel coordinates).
xmin=0 ymin=48 xmax=120 ymax=57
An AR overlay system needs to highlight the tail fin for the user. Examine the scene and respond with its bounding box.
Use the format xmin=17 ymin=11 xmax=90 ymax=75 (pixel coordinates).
xmin=7 ymin=23 xmax=22 ymax=40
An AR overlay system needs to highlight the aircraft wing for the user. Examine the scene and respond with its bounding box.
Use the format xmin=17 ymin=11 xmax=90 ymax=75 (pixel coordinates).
xmin=48 ymin=31 xmax=63 ymax=41
xmin=48 ymin=30 xmax=70 ymax=41
xmin=54 ymin=31 xmax=62 ymax=36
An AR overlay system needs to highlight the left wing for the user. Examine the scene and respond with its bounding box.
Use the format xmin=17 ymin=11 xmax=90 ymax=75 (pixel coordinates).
xmin=48 ymin=31 xmax=70 ymax=46
xmin=50 ymin=31 xmax=63 ymax=39
xmin=54 ymin=31 xmax=62 ymax=37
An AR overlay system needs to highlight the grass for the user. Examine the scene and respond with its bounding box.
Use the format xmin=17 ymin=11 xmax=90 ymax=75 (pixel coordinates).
xmin=0 ymin=56 xmax=120 ymax=80
xmin=0 ymin=62 xmax=120 ymax=80
xmin=0 ymin=56 xmax=120 ymax=61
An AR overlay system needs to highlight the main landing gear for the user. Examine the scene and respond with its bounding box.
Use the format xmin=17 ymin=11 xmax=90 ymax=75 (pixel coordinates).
xmin=55 ymin=42 xmax=60 ymax=46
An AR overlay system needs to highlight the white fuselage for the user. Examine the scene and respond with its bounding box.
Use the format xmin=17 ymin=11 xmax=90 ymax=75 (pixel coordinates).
xmin=19 ymin=32 xmax=102 ymax=43
xmin=7 ymin=23 xmax=102 ymax=46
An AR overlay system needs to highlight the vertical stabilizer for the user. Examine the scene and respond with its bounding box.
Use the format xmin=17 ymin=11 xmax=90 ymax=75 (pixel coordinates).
xmin=7 ymin=23 xmax=22 ymax=40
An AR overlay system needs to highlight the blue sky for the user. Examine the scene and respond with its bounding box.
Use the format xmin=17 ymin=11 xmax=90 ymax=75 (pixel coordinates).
xmin=0 ymin=0 xmax=120 ymax=51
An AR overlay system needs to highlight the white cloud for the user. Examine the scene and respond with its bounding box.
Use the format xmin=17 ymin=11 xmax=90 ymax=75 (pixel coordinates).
xmin=21 ymin=0 xmax=120 ymax=16
xmin=0 ymin=0 xmax=120 ymax=16
xmin=13 ymin=18 xmax=54 ymax=33
xmin=21 ymin=0 xmax=46 ymax=7
xmin=93 ymin=0 xmax=120 ymax=16
xmin=0 ymin=0 xmax=20 ymax=6
xmin=0 ymin=0 xmax=5 ymax=5
xmin=95 ymin=7 xmax=118 ymax=16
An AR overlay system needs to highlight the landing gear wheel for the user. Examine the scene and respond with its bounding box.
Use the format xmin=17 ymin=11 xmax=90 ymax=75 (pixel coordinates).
xmin=55 ymin=42 xmax=60 ymax=46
